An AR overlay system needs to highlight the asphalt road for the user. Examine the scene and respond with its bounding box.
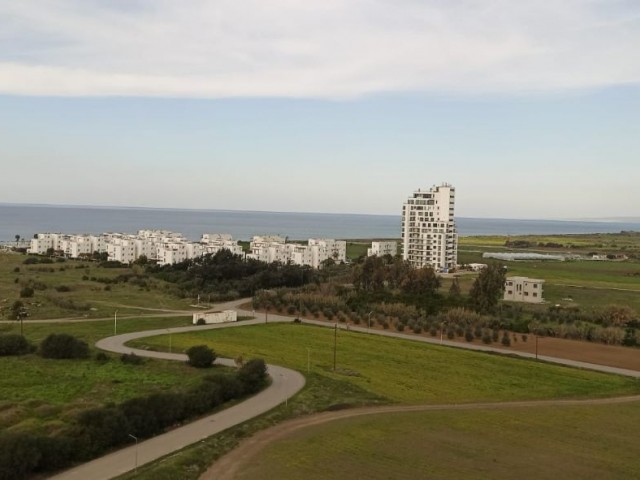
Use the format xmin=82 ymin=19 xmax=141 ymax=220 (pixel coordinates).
xmin=48 ymin=299 xmax=640 ymax=479
xmin=49 ymin=304 xmax=305 ymax=480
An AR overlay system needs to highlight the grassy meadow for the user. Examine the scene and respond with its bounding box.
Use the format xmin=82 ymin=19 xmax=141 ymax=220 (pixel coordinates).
xmin=233 ymin=402 xmax=640 ymax=480
xmin=131 ymin=323 xmax=640 ymax=404
xmin=0 ymin=252 xmax=192 ymax=320
xmin=0 ymin=315 xmax=200 ymax=436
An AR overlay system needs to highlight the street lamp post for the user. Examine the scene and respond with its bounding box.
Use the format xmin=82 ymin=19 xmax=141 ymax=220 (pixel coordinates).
xmin=114 ymin=310 xmax=118 ymax=336
xmin=535 ymin=335 xmax=539 ymax=360
xmin=168 ymin=329 xmax=172 ymax=353
xmin=128 ymin=434 xmax=138 ymax=473
xmin=307 ymin=347 xmax=311 ymax=374
xmin=333 ymin=323 xmax=338 ymax=371
xmin=368 ymin=311 xmax=373 ymax=329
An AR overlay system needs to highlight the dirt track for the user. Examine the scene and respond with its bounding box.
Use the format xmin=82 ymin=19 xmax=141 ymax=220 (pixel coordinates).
xmin=201 ymin=394 xmax=640 ymax=480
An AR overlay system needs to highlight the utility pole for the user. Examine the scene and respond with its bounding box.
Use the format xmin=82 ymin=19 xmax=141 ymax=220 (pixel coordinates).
xmin=333 ymin=323 xmax=337 ymax=371
xmin=114 ymin=310 xmax=118 ymax=336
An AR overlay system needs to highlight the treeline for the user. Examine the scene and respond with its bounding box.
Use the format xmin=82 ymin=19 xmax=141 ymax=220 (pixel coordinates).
xmin=0 ymin=358 xmax=268 ymax=480
xmin=148 ymin=249 xmax=316 ymax=298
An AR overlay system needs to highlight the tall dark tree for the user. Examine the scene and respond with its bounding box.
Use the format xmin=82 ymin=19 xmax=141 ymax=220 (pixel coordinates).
xmin=448 ymin=277 xmax=462 ymax=298
xmin=469 ymin=263 xmax=506 ymax=313
xmin=401 ymin=266 xmax=440 ymax=296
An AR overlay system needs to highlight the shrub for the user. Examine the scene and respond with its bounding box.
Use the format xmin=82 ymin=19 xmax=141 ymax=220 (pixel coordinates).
xmin=196 ymin=318 xmax=206 ymax=326
xmin=95 ymin=352 xmax=110 ymax=363
xmin=55 ymin=285 xmax=72 ymax=292
xmin=39 ymin=333 xmax=90 ymax=359
xmin=0 ymin=334 xmax=33 ymax=356
xmin=522 ymin=334 xmax=528 ymax=342
xmin=13 ymin=267 xmax=20 ymax=273
xmin=19 ymin=287 xmax=34 ymax=298
xmin=0 ymin=433 xmax=41 ymax=480
xmin=186 ymin=345 xmax=216 ymax=368
xmin=481 ymin=333 xmax=492 ymax=344
xmin=491 ymin=329 xmax=499 ymax=342
xmin=412 ymin=325 xmax=423 ymax=334
xmin=120 ymin=352 xmax=144 ymax=365
xmin=464 ymin=330 xmax=474 ymax=342
xmin=237 ymin=358 xmax=268 ymax=393
xmin=501 ymin=332 xmax=511 ymax=347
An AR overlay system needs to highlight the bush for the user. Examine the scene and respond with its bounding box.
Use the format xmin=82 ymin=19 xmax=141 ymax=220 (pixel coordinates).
xmin=55 ymin=285 xmax=72 ymax=292
xmin=186 ymin=345 xmax=216 ymax=368
xmin=19 ymin=287 xmax=34 ymax=298
xmin=196 ymin=318 xmax=206 ymax=326
xmin=501 ymin=332 xmax=511 ymax=347
xmin=0 ymin=334 xmax=33 ymax=356
xmin=464 ymin=330 xmax=474 ymax=342
xmin=39 ymin=333 xmax=90 ymax=359
xmin=13 ymin=267 xmax=20 ymax=273
xmin=237 ymin=358 xmax=268 ymax=393
xmin=0 ymin=433 xmax=41 ymax=480
xmin=481 ymin=333 xmax=492 ymax=344
xmin=120 ymin=352 xmax=144 ymax=365
xmin=95 ymin=352 xmax=110 ymax=363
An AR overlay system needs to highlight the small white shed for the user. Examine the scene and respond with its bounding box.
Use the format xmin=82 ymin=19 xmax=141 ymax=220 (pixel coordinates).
xmin=193 ymin=310 xmax=237 ymax=325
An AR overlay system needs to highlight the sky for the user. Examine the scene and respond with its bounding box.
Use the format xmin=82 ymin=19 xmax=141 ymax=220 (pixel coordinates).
xmin=1 ymin=0 xmax=639 ymax=219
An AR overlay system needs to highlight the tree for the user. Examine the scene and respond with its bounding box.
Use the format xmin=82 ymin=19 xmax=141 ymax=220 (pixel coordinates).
xmin=469 ymin=263 xmax=506 ymax=313
xmin=14 ymin=234 xmax=20 ymax=246
xmin=186 ymin=345 xmax=216 ymax=368
xmin=401 ymin=266 xmax=440 ymax=296
xmin=39 ymin=333 xmax=89 ymax=359
xmin=448 ymin=277 xmax=461 ymax=298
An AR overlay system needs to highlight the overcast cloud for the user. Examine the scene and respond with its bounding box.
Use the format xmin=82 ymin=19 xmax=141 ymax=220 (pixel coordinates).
xmin=1 ymin=0 xmax=639 ymax=98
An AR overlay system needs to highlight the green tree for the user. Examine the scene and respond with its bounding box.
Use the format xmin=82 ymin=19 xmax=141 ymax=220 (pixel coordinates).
xmin=401 ymin=266 xmax=440 ymax=296
xmin=448 ymin=277 xmax=461 ymax=298
xmin=186 ymin=345 xmax=216 ymax=368
xmin=469 ymin=263 xmax=506 ymax=313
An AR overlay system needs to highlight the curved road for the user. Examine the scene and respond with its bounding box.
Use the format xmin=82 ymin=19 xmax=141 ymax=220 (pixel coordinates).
xmin=48 ymin=300 xmax=640 ymax=479
xmin=49 ymin=315 xmax=306 ymax=480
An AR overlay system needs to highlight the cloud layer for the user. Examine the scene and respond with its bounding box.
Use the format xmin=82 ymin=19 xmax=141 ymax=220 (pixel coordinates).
xmin=1 ymin=0 xmax=639 ymax=98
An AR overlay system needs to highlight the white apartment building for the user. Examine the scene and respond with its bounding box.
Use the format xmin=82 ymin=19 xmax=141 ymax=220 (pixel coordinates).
xmin=367 ymin=241 xmax=398 ymax=257
xmin=29 ymin=233 xmax=63 ymax=254
xmin=246 ymin=236 xmax=346 ymax=268
xmin=503 ymin=277 xmax=545 ymax=304
xmin=401 ymin=183 xmax=457 ymax=272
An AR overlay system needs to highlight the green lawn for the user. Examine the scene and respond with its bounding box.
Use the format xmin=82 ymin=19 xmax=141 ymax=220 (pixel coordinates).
xmin=0 ymin=252 xmax=193 ymax=320
xmin=234 ymin=402 xmax=640 ymax=480
xmin=130 ymin=323 xmax=640 ymax=404
xmin=0 ymin=315 xmax=200 ymax=435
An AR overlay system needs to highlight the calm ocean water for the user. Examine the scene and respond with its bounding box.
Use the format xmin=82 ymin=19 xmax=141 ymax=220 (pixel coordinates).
xmin=1 ymin=204 xmax=639 ymax=242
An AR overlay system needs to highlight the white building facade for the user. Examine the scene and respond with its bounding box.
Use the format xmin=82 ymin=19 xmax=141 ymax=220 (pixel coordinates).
xmin=246 ymin=236 xmax=346 ymax=269
xmin=503 ymin=277 xmax=545 ymax=304
xmin=367 ymin=241 xmax=398 ymax=257
xmin=401 ymin=183 xmax=458 ymax=272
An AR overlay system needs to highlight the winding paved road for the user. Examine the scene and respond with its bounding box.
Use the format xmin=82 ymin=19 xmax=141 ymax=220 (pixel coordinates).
xmin=48 ymin=300 xmax=640 ymax=479
xmin=49 ymin=310 xmax=306 ymax=480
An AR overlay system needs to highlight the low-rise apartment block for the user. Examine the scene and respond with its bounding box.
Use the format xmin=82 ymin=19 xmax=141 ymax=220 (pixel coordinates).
xmin=247 ymin=236 xmax=346 ymax=268
xmin=367 ymin=241 xmax=398 ymax=257
xmin=503 ymin=276 xmax=545 ymax=304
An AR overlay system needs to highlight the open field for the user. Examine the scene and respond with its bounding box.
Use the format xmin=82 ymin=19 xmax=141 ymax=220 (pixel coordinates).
xmin=0 ymin=252 xmax=193 ymax=319
xmin=231 ymin=402 xmax=640 ymax=480
xmin=458 ymin=233 xmax=640 ymax=311
xmin=131 ymin=323 xmax=640 ymax=404
xmin=0 ymin=315 xmax=201 ymax=436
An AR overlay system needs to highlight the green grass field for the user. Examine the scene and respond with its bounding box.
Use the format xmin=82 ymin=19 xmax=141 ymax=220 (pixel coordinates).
xmin=131 ymin=323 xmax=640 ymax=404
xmin=0 ymin=315 xmax=201 ymax=436
xmin=234 ymin=402 xmax=640 ymax=480
xmin=0 ymin=252 xmax=192 ymax=320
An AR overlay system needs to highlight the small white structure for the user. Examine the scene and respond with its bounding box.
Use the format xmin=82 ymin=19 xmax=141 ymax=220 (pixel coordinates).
xmin=193 ymin=310 xmax=237 ymax=325
xmin=468 ymin=263 xmax=487 ymax=272
xmin=367 ymin=241 xmax=397 ymax=257
xmin=503 ymin=277 xmax=545 ymax=304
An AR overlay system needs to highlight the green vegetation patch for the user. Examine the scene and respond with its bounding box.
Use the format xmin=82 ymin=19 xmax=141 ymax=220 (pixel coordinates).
xmin=131 ymin=323 xmax=640 ymax=404
xmin=233 ymin=402 xmax=640 ymax=480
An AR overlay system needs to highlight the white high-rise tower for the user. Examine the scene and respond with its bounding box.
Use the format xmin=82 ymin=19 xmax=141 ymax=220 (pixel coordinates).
xmin=401 ymin=183 xmax=457 ymax=272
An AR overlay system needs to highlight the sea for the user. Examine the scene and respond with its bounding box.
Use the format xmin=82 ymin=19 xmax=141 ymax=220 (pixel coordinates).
xmin=1 ymin=204 xmax=639 ymax=243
